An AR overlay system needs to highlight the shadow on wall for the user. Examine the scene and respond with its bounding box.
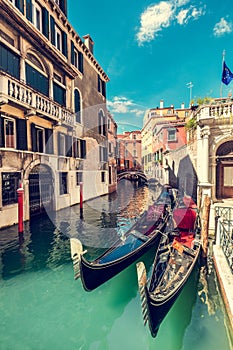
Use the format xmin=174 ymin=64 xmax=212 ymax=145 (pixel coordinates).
xmin=167 ymin=156 xmax=198 ymax=202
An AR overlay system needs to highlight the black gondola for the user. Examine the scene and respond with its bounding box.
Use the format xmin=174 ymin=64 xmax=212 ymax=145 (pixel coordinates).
xmin=72 ymin=185 xmax=177 ymax=291
xmin=136 ymin=197 xmax=201 ymax=337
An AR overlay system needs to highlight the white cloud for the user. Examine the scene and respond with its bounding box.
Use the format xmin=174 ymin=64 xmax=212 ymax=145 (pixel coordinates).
xmin=213 ymin=18 xmax=232 ymax=37
xmin=107 ymin=96 xmax=145 ymax=116
xmin=176 ymin=9 xmax=189 ymax=25
xmin=176 ymin=5 xmax=205 ymax=25
xmin=136 ymin=1 xmax=206 ymax=45
xmin=136 ymin=2 xmax=174 ymax=45
xmin=191 ymin=6 xmax=205 ymax=20
xmin=176 ymin=0 xmax=190 ymax=7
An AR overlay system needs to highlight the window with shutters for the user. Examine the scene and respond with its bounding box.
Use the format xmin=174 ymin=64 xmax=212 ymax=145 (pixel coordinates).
xmin=53 ymin=81 xmax=66 ymax=105
xmin=55 ymin=25 xmax=62 ymax=51
xmin=71 ymin=42 xmax=84 ymax=73
xmin=73 ymin=138 xmax=86 ymax=159
xmin=4 ymin=118 xmax=15 ymax=148
xmin=25 ymin=53 xmax=49 ymax=96
xmin=99 ymin=145 xmax=107 ymax=162
xmin=53 ymin=69 xmax=66 ymax=105
xmin=0 ymin=117 xmax=27 ymax=150
xmin=50 ymin=17 xmax=67 ymax=56
xmin=2 ymin=172 xmax=21 ymax=206
xmin=98 ymin=110 xmax=106 ymax=136
xmin=9 ymin=0 xmax=23 ymax=12
xmin=32 ymin=0 xmax=42 ymax=31
xmin=36 ymin=127 xmax=44 ymax=153
xmin=98 ymin=75 xmax=106 ymax=97
xmin=167 ymin=128 xmax=176 ymax=141
xmin=0 ymin=43 xmax=20 ymax=79
xmin=31 ymin=124 xmax=52 ymax=154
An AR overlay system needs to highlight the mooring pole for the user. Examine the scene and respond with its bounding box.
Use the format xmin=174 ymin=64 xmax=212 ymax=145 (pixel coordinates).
xmin=17 ymin=183 xmax=24 ymax=233
xmin=80 ymin=182 xmax=83 ymax=219
xmin=201 ymin=195 xmax=211 ymax=259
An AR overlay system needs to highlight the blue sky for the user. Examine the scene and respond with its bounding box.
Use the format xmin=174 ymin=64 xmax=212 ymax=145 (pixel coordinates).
xmin=68 ymin=0 xmax=233 ymax=132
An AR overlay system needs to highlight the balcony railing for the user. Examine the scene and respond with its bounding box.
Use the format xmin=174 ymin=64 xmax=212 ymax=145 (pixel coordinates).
xmin=0 ymin=73 xmax=74 ymax=127
xmin=196 ymin=100 xmax=233 ymax=122
xmin=215 ymin=206 xmax=233 ymax=274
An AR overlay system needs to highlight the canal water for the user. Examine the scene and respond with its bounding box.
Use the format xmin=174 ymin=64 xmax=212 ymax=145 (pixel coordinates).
xmin=0 ymin=180 xmax=232 ymax=350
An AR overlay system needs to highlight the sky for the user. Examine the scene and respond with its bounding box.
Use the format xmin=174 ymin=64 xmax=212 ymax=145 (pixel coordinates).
xmin=68 ymin=0 xmax=233 ymax=133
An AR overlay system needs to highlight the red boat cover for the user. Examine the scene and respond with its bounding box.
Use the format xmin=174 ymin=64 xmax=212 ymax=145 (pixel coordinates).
xmin=173 ymin=208 xmax=196 ymax=230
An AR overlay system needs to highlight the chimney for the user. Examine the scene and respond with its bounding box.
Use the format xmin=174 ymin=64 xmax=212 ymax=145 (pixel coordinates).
xmin=160 ymin=99 xmax=164 ymax=109
xmin=181 ymin=102 xmax=185 ymax=109
xmin=83 ymin=34 xmax=94 ymax=54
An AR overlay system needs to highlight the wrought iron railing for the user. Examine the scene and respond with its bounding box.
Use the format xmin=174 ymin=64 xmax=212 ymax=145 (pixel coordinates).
xmin=215 ymin=206 xmax=233 ymax=273
xmin=215 ymin=206 xmax=233 ymax=221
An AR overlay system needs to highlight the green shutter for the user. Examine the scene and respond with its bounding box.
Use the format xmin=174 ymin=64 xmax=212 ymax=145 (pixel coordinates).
xmin=0 ymin=116 xmax=5 ymax=147
xmin=50 ymin=16 xmax=55 ymax=45
xmin=81 ymin=140 xmax=86 ymax=159
xmin=103 ymin=116 xmax=106 ymax=136
xmin=0 ymin=43 xmax=20 ymax=79
xmin=60 ymin=0 xmax=67 ymax=16
xmin=42 ymin=8 xmax=49 ymax=38
xmin=62 ymin=31 xmax=67 ymax=57
xmin=16 ymin=119 xmax=28 ymax=150
xmin=97 ymin=75 xmax=101 ymax=92
xmin=31 ymin=123 xmax=37 ymax=152
xmin=102 ymin=81 xmax=106 ymax=98
xmin=71 ymin=41 xmax=75 ymax=65
xmin=78 ymin=51 xmax=83 ymax=73
xmin=16 ymin=0 xmax=24 ymax=13
xmin=26 ymin=0 xmax=32 ymax=21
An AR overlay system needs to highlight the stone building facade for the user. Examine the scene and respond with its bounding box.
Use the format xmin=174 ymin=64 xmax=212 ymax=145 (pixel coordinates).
xmin=107 ymin=111 xmax=117 ymax=193
xmin=117 ymin=130 xmax=142 ymax=172
xmin=0 ymin=0 xmax=109 ymax=229
xmin=142 ymin=99 xmax=190 ymax=180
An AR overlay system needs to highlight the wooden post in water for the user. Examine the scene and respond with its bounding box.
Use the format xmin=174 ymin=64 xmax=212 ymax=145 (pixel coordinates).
xmin=17 ymin=183 xmax=24 ymax=233
xmin=201 ymin=195 xmax=211 ymax=258
xmin=80 ymin=182 xmax=83 ymax=219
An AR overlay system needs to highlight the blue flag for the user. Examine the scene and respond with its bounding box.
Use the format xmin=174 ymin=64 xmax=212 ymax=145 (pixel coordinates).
xmin=222 ymin=61 xmax=233 ymax=85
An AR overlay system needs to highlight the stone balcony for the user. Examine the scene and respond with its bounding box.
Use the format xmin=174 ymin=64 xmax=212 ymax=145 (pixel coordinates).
xmin=0 ymin=73 xmax=74 ymax=127
xmin=196 ymin=99 xmax=233 ymax=124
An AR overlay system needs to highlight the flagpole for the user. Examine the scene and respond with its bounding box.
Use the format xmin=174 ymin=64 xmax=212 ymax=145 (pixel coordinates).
xmin=220 ymin=50 xmax=226 ymax=99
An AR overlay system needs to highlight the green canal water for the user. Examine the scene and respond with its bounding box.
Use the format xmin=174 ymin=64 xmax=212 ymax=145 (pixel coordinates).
xmin=0 ymin=181 xmax=232 ymax=350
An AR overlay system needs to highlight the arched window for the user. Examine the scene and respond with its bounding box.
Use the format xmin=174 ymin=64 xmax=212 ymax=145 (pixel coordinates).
xmin=25 ymin=52 xmax=49 ymax=96
xmin=74 ymin=89 xmax=81 ymax=123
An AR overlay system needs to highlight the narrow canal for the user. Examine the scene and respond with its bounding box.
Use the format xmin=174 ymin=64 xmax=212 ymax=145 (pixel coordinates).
xmin=0 ymin=180 xmax=232 ymax=350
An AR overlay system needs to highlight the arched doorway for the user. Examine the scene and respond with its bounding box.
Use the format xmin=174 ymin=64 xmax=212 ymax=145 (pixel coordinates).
xmin=216 ymin=141 xmax=233 ymax=199
xmin=29 ymin=164 xmax=54 ymax=216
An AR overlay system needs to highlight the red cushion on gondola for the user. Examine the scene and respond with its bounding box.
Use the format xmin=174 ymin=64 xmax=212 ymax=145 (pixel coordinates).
xmin=173 ymin=208 xmax=196 ymax=230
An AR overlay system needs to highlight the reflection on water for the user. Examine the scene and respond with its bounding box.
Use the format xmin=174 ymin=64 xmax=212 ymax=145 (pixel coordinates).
xmin=0 ymin=180 xmax=232 ymax=350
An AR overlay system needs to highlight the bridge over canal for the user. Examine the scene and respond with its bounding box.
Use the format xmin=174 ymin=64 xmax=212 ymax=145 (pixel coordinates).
xmin=117 ymin=170 xmax=147 ymax=183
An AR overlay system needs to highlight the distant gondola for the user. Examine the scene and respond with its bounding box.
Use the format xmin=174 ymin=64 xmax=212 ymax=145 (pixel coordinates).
xmin=72 ymin=185 xmax=177 ymax=291
xmin=136 ymin=196 xmax=201 ymax=337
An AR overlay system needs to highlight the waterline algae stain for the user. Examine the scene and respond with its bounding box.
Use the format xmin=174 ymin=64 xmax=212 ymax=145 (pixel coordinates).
xmin=0 ymin=182 xmax=232 ymax=349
